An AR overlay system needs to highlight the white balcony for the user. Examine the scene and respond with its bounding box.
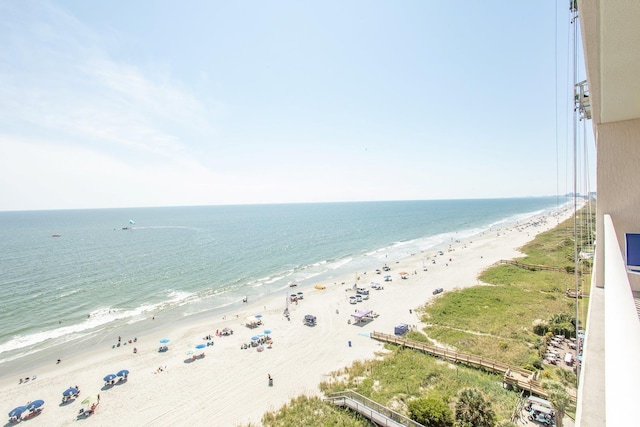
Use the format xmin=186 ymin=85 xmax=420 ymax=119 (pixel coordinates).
xmin=576 ymin=214 xmax=640 ymax=425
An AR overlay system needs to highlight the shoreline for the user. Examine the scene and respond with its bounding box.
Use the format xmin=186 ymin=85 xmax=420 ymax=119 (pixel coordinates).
xmin=0 ymin=205 xmax=577 ymax=426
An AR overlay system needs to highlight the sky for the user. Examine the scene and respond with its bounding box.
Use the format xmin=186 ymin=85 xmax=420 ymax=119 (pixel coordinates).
xmin=0 ymin=1 xmax=594 ymax=211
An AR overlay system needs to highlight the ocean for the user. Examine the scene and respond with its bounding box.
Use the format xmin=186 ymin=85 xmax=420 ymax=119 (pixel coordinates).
xmin=0 ymin=197 xmax=565 ymax=373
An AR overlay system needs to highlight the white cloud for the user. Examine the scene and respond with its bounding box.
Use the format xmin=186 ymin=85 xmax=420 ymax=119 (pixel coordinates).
xmin=0 ymin=1 xmax=230 ymax=210
xmin=1 ymin=2 xmax=217 ymax=156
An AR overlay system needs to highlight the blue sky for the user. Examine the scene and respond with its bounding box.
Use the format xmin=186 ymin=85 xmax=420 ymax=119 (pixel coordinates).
xmin=0 ymin=1 xmax=593 ymax=210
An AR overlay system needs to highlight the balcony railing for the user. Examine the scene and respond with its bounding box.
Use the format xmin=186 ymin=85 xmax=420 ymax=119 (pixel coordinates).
xmin=603 ymin=214 xmax=640 ymax=426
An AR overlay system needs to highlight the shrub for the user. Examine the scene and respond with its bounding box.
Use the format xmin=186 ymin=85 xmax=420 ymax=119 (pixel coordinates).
xmin=408 ymin=396 xmax=454 ymax=427
xmin=454 ymin=388 xmax=497 ymax=427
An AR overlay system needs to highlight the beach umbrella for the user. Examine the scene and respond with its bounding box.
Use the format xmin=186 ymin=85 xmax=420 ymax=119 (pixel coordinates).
xmin=186 ymin=349 xmax=194 ymax=356
xmin=103 ymin=374 xmax=117 ymax=382
xmin=26 ymin=400 xmax=44 ymax=411
xmin=263 ymin=329 xmax=271 ymax=335
xmin=251 ymin=336 xmax=259 ymax=341
xmin=160 ymin=338 xmax=170 ymax=344
xmin=81 ymin=396 xmax=98 ymax=406
xmin=195 ymin=343 xmax=206 ymax=349
xmin=8 ymin=406 xmax=27 ymax=418
xmin=116 ymin=369 xmax=129 ymax=377
xmin=62 ymin=387 xmax=78 ymax=397
xmin=254 ymin=314 xmax=262 ymax=318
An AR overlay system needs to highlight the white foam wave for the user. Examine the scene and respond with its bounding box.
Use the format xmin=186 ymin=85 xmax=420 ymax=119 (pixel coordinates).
xmin=0 ymin=292 xmax=197 ymax=355
xmin=265 ymin=275 xmax=285 ymax=284
xmin=56 ymin=288 xmax=82 ymax=299
xmin=327 ymin=258 xmax=352 ymax=270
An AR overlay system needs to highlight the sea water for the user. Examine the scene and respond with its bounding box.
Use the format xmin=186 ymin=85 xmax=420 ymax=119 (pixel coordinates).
xmin=0 ymin=197 xmax=566 ymax=371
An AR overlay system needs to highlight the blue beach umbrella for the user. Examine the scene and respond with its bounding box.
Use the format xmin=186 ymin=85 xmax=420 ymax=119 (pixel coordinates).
xmin=195 ymin=343 xmax=206 ymax=349
xmin=160 ymin=338 xmax=170 ymax=344
xmin=251 ymin=336 xmax=259 ymax=341
xmin=26 ymin=400 xmax=44 ymax=411
xmin=263 ymin=329 xmax=271 ymax=335
xmin=62 ymin=387 xmax=78 ymax=397
xmin=103 ymin=374 xmax=117 ymax=382
xmin=254 ymin=314 xmax=262 ymax=318
xmin=116 ymin=369 xmax=129 ymax=377
xmin=8 ymin=406 xmax=27 ymax=418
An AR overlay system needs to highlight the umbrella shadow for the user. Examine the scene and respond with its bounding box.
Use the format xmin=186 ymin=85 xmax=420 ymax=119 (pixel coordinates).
xmin=183 ymin=358 xmax=195 ymax=364
xmin=59 ymin=398 xmax=76 ymax=407
xmin=76 ymin=412 xmax=94 ymax=421
xmin=21 ymin=411 xmax=43 ymax=422
xmin=100 ymin=383 xmax=115 ymax=391
xmin=114 ymin=378 xmax=128 ymax=386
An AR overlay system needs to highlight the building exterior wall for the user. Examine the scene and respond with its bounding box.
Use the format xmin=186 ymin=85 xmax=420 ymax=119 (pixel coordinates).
xmin=595 ymin=117 xmax=640 ymax=290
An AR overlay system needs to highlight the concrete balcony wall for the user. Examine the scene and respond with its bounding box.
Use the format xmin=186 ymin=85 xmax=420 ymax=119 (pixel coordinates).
xmin=595 ymin=118 xmax=640 ymax=290
xmin=575 ymin=267 xmax=604 ymax=426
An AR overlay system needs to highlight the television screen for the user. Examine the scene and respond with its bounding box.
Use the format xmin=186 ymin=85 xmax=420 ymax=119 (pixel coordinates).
xmin=625 ymin=233 xmax=640 ymax=272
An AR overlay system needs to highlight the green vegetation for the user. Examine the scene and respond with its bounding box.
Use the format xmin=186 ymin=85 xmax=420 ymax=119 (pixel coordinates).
xmin=257 ymin=395 xmax=372 ymax=427
xmin=454 ymin=388 xmax=496 ymax=427
xmin=419 ymin=212 xmax=590 ymax=369
xmin=408 ymin=395 xmax=453 ymax=427
xmin=252 ymin=210 xmax=589 ymax=427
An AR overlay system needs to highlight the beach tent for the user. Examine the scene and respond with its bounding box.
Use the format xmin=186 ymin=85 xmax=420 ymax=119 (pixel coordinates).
xmin=351 ymin=309 xmax=373 ymax=323
xmin=245 ymin=315 xmax=262 ymax=328
xmin=394 ymin=323 xmax=409 ymax=335
xmin=303 ymin=315 xmax=317 ymax=326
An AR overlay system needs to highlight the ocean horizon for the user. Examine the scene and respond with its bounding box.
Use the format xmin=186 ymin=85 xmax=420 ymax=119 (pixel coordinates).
xmin=0 ymin=197 xmax=568 ymax=376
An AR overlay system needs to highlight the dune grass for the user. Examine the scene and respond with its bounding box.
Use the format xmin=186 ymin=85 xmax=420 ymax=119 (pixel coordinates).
xmin=318 ymin=346 xmax=519 ymax=422
xmin=418 ymin=211 xmax=588 ymax=369
xmin=256 ymin=395 xmax=372 ymax=427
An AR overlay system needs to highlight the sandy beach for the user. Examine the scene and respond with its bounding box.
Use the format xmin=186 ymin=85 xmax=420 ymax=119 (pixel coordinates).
xmin=0 ymin=206 xmax=576 ymax=426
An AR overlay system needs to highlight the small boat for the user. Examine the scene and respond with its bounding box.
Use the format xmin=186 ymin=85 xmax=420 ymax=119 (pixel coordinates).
xmin=289 ymin=282 xmax=298 ymax=288
xmin=52 ymin=234 xmax=61 ymax=237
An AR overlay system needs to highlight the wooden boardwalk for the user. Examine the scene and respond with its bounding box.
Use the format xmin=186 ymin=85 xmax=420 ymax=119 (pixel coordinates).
xmin=370 ymin=332 xmax=576 ymax=402
xmin=325 ymin=390 xmax=425 ymax=427
xmin=497 ymin=259 xmax=567 ymax=272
